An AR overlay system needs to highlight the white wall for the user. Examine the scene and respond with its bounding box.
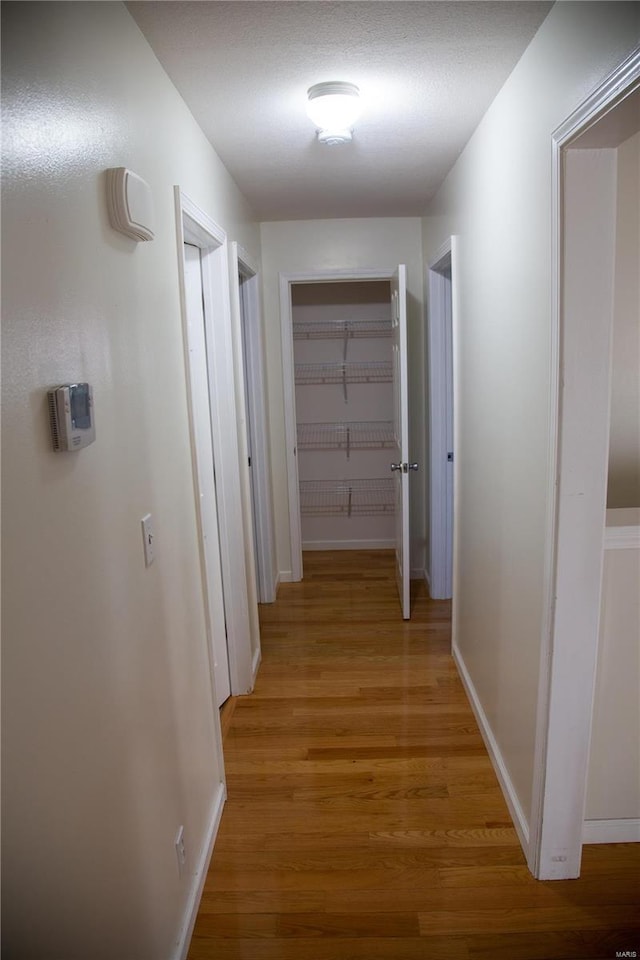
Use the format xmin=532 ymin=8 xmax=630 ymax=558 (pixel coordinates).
xmin=586 ymin=509 xmax=640 ymax=826
xmin=608 ymin=130 xmax=640 ymax=508
xmin=421 ymin=1 xmax=640 ymax=832
xmin=260 ymin=218 xmax=425 ymax=578
xmin=1 ymin=4 xmax=259 ymax=958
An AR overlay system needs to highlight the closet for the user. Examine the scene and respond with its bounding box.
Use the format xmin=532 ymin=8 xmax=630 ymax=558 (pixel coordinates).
xmin=293 ymin=281 xmax=396 ymax=551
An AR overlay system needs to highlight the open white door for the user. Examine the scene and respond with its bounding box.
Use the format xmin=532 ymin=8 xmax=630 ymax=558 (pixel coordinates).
xmin=391 ymin=264 xmax=411 ymax=619
xmin=183 ymin=242 xmax=232 ymax=705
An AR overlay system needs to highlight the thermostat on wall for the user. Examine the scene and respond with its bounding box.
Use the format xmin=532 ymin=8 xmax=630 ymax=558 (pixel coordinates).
xmin=48 ymin=383 xmax=95 ymax=451
xmin=106 ymin=167 xmax=155 ymax=242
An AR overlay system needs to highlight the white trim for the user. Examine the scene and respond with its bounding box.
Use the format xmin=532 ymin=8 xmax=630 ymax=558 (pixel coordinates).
xmin=227 ymin=245 xmax=263 ymax=687
xmin=175 ymin=188 xmax=254 ymax=699
xmin=251 ymin=646 xmax=262 ymax=685
xmin=279 ymin=267 xmax=399 ymax=585
xmin=175 ymin=196 xmax=230 ymax=708
xmin=231 ymin=242 xmax=277 ymax=604
xmin=279 ymin=273 xmax=303 ymax=583
xmin=604 ymin=527 xmax=640 ymax=550
xmin=453 ymin=642 xmax=530 ymax=855
xmin=277 ymin=569 xmax=294 ymax=584
xmin=449 ymin=237 xmax=461 ymax=658
xmin=583 ymin=819 xmax=640 ymax=845
xmin=179 ymin=192 xmax=227 ymax=247
xmin=302 ymin=538 xmax=395 ymax=551
xmin=427 ymin=238 xmax=456 ymax=600
xmin=234 ymin=243 xmax=259 ymax=278
xmin=284 ymin=268 xmax=397 ymax=283
xmin=428 ymin=238 xmax=455 ymax=274
xmin=423 ymin=567 xmax=431 ymax=595
xmin=528 ymin=122 xmax=564 ymax=877
xmin=427 ymin=261 xmax=449 ymax=597
xmin=174 ymin=782 xmax=226 ymax=960
xmin=555 ymin=47 xmax=640 ymax=147
xmin=392 ymin=263 xmax=411 ymax=620
xmin=529 ymin=47 xmax=640 ymax=882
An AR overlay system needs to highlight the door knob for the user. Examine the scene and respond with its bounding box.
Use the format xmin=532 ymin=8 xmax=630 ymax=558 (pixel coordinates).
xmin=390 ymin=462 xmax=402 ymax=472
xmin=408 ymin=462 xmax=419 ymax=471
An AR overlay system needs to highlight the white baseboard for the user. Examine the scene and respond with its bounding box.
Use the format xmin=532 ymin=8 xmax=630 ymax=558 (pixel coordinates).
xmin=583 ymin=818 xmax=640 ymax=844
xmin=174 ymin=781 xmax=226 ymax=960
xmin=423 ymin=568 xmax=431 ymax=594
xmin=452 ymin=642 xmax=530 ymax=855
xmin=411 ymin=566 xmax=426 ymax=582
xmin=251 ymin=646 xmax=262 ymax=684
xmin=302 ymin=539 xmax=394 ymax=551
xmin=277 ymin=570 xmax=294 ymax=584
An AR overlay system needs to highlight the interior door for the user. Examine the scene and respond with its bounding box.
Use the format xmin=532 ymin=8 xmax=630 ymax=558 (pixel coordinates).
xmin=238 ymin=272 xmax=261 ymax=590
xmin=444 ymin=264 xmax=454 ymax=597
xmin=391 ymin=264 xmax=411 ymax=619
xmin=183 ymin=242 xmax=232 ymax=706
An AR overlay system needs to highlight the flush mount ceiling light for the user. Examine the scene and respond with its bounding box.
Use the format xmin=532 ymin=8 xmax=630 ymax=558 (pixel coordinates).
xmin=306 ymin=81 xmax=361 ymax=145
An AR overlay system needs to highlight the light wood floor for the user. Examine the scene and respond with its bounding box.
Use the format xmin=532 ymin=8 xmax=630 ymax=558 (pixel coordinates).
xmin=188 ymin=550 xmax=639 ymax=960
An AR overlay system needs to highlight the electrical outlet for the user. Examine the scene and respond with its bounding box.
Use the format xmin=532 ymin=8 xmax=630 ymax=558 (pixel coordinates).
xmin=175 ymin=825 xmax=186 ymax=875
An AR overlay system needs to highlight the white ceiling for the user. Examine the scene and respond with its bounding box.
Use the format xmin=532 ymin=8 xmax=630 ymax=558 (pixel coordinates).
xmin=127 ymin=1 xmax=552 ymax=221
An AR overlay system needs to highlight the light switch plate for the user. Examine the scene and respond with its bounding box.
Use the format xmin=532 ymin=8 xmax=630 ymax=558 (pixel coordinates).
xmin=141 ymin=514 xmax=154 ymax=566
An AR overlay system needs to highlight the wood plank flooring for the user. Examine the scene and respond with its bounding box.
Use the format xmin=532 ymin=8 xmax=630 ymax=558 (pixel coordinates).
xmin=188 ymin=550 xmax=639 ymax=960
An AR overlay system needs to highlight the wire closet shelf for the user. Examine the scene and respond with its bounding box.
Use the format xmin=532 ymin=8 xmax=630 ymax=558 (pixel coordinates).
xmin=300 ymin=478 xmax=396 ymax=517
xmin=293 ymin=318 xmax=392 ymax=340
xmin=297 ymin=421 xmax=395 ymax=458
xmin=295 ymin=361 xmax=392 ymax=386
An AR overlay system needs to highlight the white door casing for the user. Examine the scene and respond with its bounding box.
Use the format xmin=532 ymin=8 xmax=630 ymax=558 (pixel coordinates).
xmin=280 ymin=267 xmax=403 ymax=584
xmin=529 ymin=49 xmax=640 ymax=881
xmin=226 ymin=246 xmax=262 ymax=684
xmin=427 ymin=239 xmax=458 ymax=601
xmin=238 ymin=274 xmax=262 ymax=591
xmin=391 ymin=264 xmax=411 ymax=619
xmin=230 ymin=243 xmax=277 ymax=607
xmin=182 ymin=242 xmax=231 ymax=706
xmin=175 ymin=188 xmax=255 ymax=705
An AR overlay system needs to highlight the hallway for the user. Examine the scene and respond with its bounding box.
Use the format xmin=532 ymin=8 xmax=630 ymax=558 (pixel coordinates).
xmin=187 ymin=552 xmax=640 ymax=959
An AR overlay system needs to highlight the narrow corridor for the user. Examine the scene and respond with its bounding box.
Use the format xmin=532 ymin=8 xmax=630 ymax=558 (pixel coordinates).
xmin=188 ymin=551 xmax=640 ymax=959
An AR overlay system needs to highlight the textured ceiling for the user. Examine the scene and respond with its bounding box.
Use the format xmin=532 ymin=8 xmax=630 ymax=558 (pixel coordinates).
xmin=127 ymin=1 xmax=552 ymax=220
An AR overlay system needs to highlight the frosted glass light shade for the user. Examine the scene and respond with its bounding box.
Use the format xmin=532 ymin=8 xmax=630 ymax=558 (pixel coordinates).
xmin=307 ymin=82 xmax=361 ymax=142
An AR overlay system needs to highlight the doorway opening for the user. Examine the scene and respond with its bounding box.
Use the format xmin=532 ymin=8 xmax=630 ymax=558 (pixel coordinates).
xmin=530 ymin=51 xmax=640 ymax=880
xmin=182 ymin=240 xmax=232 ymax=705
xmin=280 ymin=267 xmax=412 ymax=618
xmin=175 ymin=190 xmax=256 ymax=710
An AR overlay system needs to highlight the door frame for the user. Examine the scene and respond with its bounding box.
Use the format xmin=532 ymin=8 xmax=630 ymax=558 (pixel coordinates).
xmin=391 ymin=265 xmax=411 ymax=619
xmin=175 ymin=188 xmax=255 ymax=699
xmin=230 ymin=245 xmax=276 ymax=606
xmin=529 ymin=48 xmax=640 ymax=881
xmin=280 ymin=267 xmax=398 ymax=581
xmin=427 ymin=238 xmax=458 ymax=600
xmin=180 ymin=239 xmax=231 ymax=705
